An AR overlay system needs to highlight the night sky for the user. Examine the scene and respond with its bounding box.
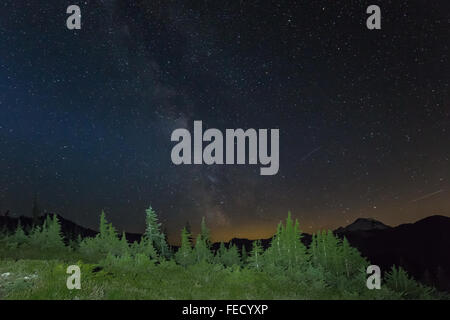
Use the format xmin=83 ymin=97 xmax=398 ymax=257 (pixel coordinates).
xmin=0 ymin=1 xmax=449 ymax=243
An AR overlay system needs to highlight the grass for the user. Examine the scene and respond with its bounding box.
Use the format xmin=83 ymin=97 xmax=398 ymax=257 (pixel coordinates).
xmin=0 ymin=244 xmax=437 ymax=300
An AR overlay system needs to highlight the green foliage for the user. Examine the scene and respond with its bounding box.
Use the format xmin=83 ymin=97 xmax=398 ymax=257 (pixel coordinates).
xmin=79 ymin=211 xmax=122 ymax=258
xmin=191 ymin=217 xmax=213 ymax=264
xmin=200 ymin=217 xmax=211 ymax=247
xmin=130 ymin=238 xmax=158 ymax=260
xmin=7 ymin=215 xmax=65 ymax=250
xmin=68 ymin=234 xmax=82 ymax=251
xmin=248 ymin=240 xmax=264 ymax=270
xmin=193 ymin=234 xmax=213 ymax=263
xmin=100 ymin=252 xmax=154 ymax=274
xmin=144 ymin=206 xmax=171 ymax=259
xmin=215 ymin=243 xmax=241 ymax=267
xmin=119 ymin=232 xmax=130 ymax=256
xmin=6 ymin=221 xmax=28 ymax=248
xmin=309 ymin=231 xmax=368 ymax=279
xmin=241 ymin=245 xmax=248 ymax=263
xmin=385 ymin=266 xmax=435 ymax=299
xmin=175 ymin=227 xmax=195 ymax=266
xmin=40 ymin=215 xmax=65 ymax=250
xmin=264 ymin=212 xmax=308 ymax=271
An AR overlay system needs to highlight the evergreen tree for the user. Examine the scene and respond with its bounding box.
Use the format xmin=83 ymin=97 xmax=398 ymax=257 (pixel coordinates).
xmin=27 ymin=214 xmax=65 ymax=249
xmin=310 ymin=230 xmax=338 ymax=270
xmin=339 ymin=237 xmax=367 ymax=277
xmin=130 ymin=238 xmax=158 ymax=260
xmin=221 ymin=244 xmax=241 ymax=267
xmin=80 ymin=210 xmax=120 ymax=257
xmin=69 ymin=234 xmax=82 ymax=251
xmin=264 ymin=212 xmax=307 ymax=271
xmin=248 ymin=240 xmax=264 ymax=270
xmin=185 ymin=221 xmax=193 ymax=243
xmin=193 ymin=234 xmax=213 ymax=263
xmin=175 ymin=227 xmax=194 ymax=266
xmin=144 ymin=206 xmax=160 ymax=243
xmin=119 ymin=231 xmax=130 ymax=256
xmin=99 ymin=210 xmax=112 ymax=240
xmin=214 ymin=242 xmax=241 ymax=267
xmin=200 ymin=216 xmax=211 ymax=247
xmin=144 ymin=206 xmax=171 ymax=259
xmin=216 ymin=242 xmax=226 ymax=259
xmin=383 ymin=265 xmax=434 ymax=299
xmin=310 ymin=230 xmax=367 ymax=278
xmin=241 ymin=245 xmax=248 ymax=264
xmin=44 ymin=214 xmax=65 ymax=249
xmin=9 ymin=220 xmax=28 ymax=247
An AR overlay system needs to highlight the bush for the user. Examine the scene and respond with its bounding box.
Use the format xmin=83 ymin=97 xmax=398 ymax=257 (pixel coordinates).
xmin=385 ymin=266 xmax=435 ymax=299
xmin=79 ymin=211 xmax=122 ymax=258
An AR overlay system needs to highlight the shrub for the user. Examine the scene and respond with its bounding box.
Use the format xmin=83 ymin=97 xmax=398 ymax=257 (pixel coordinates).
xmin=79 ymin=211 xmax=122 ymax=258
xmin=385 ymin=266 xmax=435 ymax=299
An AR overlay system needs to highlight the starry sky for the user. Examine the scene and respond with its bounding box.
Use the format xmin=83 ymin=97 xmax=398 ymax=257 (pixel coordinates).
xmin=0 ymin=1 xmax=449 ymax=243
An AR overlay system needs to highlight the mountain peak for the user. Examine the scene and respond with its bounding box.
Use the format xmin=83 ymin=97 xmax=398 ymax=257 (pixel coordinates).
xmin=336 ymin=217 xmax=391 ymax=233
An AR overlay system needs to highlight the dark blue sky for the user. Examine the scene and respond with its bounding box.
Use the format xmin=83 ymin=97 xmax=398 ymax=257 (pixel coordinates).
xmin=0 ymin=1 xmax=449 ymax=242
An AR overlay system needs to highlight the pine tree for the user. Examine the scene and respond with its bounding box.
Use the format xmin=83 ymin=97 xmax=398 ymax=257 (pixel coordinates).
xmin=159 ymin=227 xmax=171 ymax=259
xmin=144 ymin=206 xmax=160 ymax=242
xmin=222 ymin=244 xmax=241 ymax=267
xmin=119 ymin=231 xmax=129 ymax=256
xmin=310 ymin=230 xmax=338 ymax=271
xmin=248 ymin=240 xmax=264 ymax=270
xmin=185 ymin=221 xmax=193 ymax=243
xmin=130 ymin=237 xmax=158 ymax=260
xmin=309 ymin=230 xmax=367 ymax=278
xmin=144 ymin=206 xmax=171 ymax=259
xmin=175 ymin=227 xmax=194 ymax=266
xmin=264 ymin=212 xmax=307 ymax=271
xmin=99 ymin=210 xmax=110 ymax=240
xmin=193 ymin=234 xmax=213 ymax=263
xmin=9 ymin=220 xmax=28 ymax=247
xmin=339 ymin=237 xmax=367 ymax=277
xmin=200 ymin=217 xmax=210 ymax=247
xmin=217 ymin=242 xmax=226 ymax=257
xmin=80 ymin=210 xmax=120 ymax=257
xmin=214 ymin=242 xmax=240 ymax=267
xmin=44 ymin=214 xmax=65 ymax=249
xmin=27 ymin=214 xmax=65 ymax=249
xmin=241 ymin=245 xmax=248 ymax=263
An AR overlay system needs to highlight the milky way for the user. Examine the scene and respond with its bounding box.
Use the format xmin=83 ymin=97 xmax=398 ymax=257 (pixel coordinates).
xmin=0 ymin=1 xmax=449 ymax=242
